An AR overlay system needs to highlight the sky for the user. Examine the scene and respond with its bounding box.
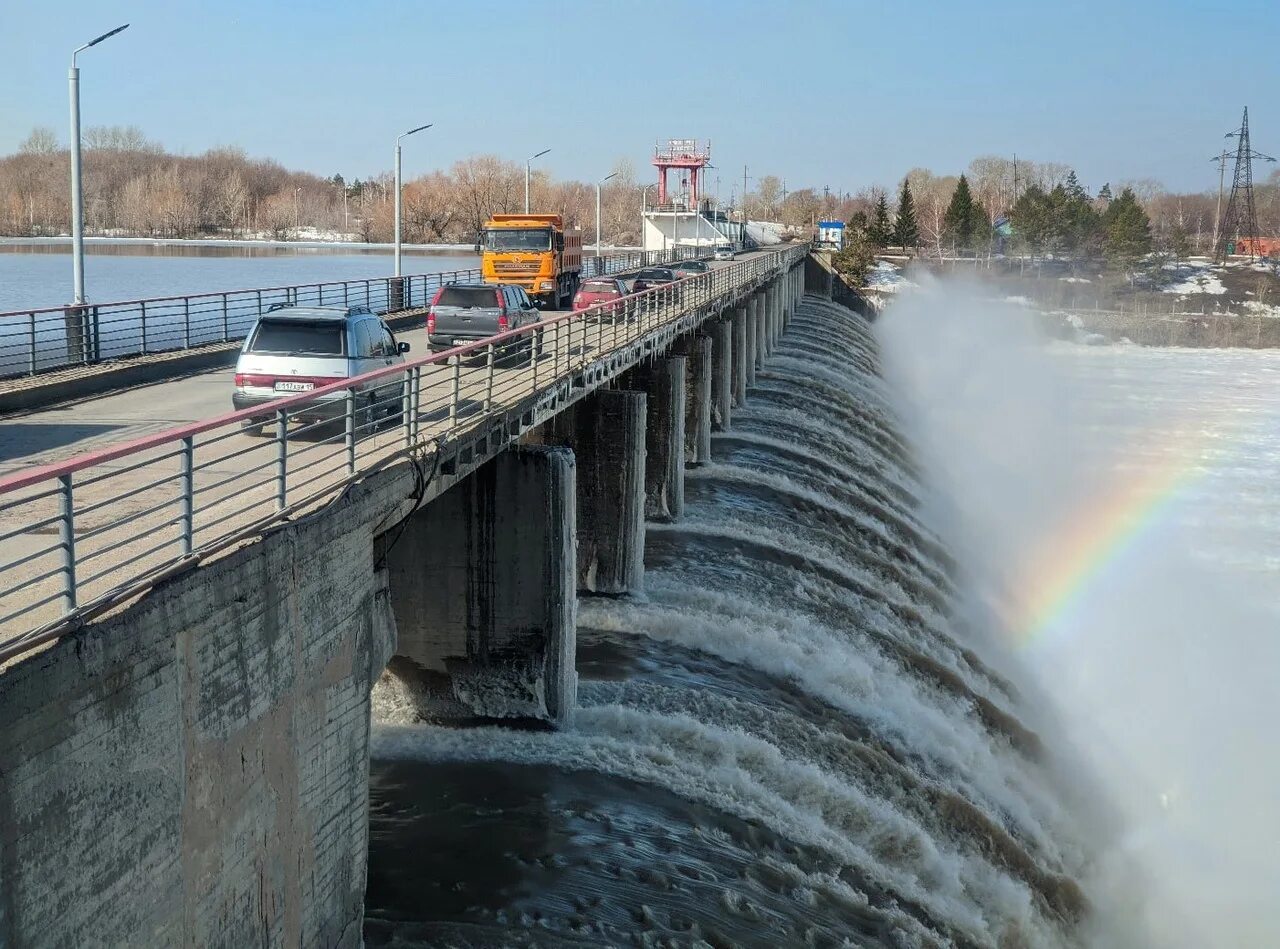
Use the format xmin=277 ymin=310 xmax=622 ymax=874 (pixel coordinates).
xmin=2 ymin=0 xmax=1278 ymax=197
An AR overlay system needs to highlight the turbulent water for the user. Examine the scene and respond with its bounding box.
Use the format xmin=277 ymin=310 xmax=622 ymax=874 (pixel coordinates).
xmin=366 ymin=297 xmax=1099 ymax=947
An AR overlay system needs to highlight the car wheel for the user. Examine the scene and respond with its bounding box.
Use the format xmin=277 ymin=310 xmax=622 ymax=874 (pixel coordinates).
xmin=241 ymin=420 xmax=263 ymax=437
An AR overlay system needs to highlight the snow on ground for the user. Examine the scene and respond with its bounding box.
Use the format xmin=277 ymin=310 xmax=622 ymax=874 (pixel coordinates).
xmin=1241 ymin=300 xmax=1280 ymax=319
xmin=1060 ymin=276 xmax=1093 ymax=283
xmin=1161 ymin=258 xmax=1227 ymax=295
xmin=865 ymin=260 xmax=915 ymax=293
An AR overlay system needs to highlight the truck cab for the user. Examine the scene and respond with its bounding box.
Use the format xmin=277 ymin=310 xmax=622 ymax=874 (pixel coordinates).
xmin=481 ymin=213 xmax=583 ymax=309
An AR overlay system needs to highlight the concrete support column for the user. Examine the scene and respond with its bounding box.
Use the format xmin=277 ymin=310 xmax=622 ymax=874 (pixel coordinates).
xmin=767 ymin=283 xmax=779 ymax=352
xmin=745 ymin=294 xmax=759 ymax=386
xmin=623 ymin=356 xmax=686 ymax=520
xmin=708 ymin=318 xmax=733 ymax=431
xmin=731 ymin=305 xmax=748 ymax=407
xmin=538 ymin=389 xmax=646 ymax=594
xmin=747 ymin=292 xmax=757 ymax=373
xmin=672 ymin=333 xmax=712 ymax=465
xmin=385 ymin=445 xmax=578 ymax=726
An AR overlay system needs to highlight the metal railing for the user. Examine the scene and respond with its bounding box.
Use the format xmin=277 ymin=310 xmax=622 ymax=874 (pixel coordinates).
xmin=0 ymin=245 xmax=804 ymax=660
xmin=0 ymin=245 xmax=719 ymax=380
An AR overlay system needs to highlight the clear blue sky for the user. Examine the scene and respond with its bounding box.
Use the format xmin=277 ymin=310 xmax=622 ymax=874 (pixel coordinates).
xmin=2 ymin=0 xmax=1276 ymax=195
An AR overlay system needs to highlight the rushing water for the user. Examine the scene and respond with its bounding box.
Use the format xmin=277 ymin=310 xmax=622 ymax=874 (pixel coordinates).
xmin=367 ymin=297 xmax=1100 ymax=947
xmin=0 ymin=240 xmax=477 ymax=312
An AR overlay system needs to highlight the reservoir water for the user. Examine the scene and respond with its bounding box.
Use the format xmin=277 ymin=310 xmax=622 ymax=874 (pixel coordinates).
xmin=0 ymin=240 xmax=477 ymax=312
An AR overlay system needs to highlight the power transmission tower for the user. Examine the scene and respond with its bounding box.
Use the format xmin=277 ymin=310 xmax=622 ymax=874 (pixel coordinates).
xmin=1216 ymin=107 xmax=1275 ymax=262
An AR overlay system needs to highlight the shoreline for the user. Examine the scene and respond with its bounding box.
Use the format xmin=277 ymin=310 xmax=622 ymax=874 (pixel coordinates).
xmin=0 ymin=236 xmax=478 ymax=255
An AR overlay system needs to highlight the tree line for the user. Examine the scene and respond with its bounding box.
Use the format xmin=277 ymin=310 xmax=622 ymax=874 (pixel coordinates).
xmin=0 ymin=126 xmax=660 ymax=246
xmin=807 ymin=154 xmax=1280 ymax=266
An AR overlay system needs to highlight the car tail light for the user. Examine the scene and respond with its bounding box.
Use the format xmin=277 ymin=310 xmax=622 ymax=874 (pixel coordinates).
xmin=497 ymin=312 xmax=509 ymax=331
xmin=234 ymin=373 xmax=344 ymax=388
xmin=427 ymin=288 xmax=444 ymax=333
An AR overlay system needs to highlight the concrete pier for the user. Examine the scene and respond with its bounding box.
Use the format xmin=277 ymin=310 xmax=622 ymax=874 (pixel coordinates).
xmin=745 ymin=295 xmax=759 ymax=387
xmin=534 ymin=389 xmax=646 ymax=594
xmin=622 ymin=356 xmax=686 ymax=520
xmin=731 ymin=305 xmax=748 ymax=407
xmin=708 ymin=318 xmax=733 ymax=432
xmin=383 ymin=446 xmax=578 ymax=726
xmin=672 ymin=334 xmax=712 ymax=465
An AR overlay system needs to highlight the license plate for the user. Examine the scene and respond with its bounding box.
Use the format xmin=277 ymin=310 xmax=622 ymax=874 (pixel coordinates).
xmin=274 ymin=381 xmax=314 ymax=392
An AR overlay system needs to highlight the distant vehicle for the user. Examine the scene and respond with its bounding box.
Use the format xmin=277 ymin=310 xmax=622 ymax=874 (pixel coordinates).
xmin=233 ymin=305 xmax=408 ymax=434
xmin=815 ymin=220 xmax=846 ymax=252
xmin=631 ymin=267 xmax=680 ymax=294
xmin=480 ymin=213 xmax=582 ymax=309
xmin=572 ymin=277 xmax=629 ymax=321
xmin=713 ymin=244 xmax=735 ymax=261
xmin=427 ymin=282 xmax=541 ymax=359
xmin=670 ymin=259 xmax=710 ymax=278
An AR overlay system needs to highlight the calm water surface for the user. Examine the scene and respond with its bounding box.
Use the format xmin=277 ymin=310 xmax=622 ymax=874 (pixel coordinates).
xmin=0 ymin=241 xmax=478 ymax=312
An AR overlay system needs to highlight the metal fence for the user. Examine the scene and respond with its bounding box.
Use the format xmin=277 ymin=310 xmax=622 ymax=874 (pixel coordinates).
xmin=0 ymin=246 xmax=710 ymax=380
xmin=0 ymin=244 xmax=802 ymax=660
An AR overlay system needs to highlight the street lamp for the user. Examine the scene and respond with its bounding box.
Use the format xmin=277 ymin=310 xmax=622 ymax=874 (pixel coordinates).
xmin=595 ymin=172 xmax=617 ymax=255
xmin=525 ymin=149 xmax=550 ymax=214
xmin=293 ymin=187 xmax=301 ymax=229
xmin=394 ymin=123 xmax=432 ymax=277
xmin=69 ymin=22 xmax=129 ymax=306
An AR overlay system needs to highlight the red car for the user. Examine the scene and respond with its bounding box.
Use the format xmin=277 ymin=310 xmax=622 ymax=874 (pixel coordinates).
xmin=572 ymin=277 xmax=630 ymax=321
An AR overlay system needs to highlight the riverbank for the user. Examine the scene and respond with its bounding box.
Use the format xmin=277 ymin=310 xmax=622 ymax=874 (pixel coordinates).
xmin=0 ymin=236 xmax=477 ymax=255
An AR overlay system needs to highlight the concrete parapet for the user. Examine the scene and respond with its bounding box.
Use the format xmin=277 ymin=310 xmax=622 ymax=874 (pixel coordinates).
xmin=671 ymin=334 xmax=712 ymax=465
xmin=708 ymin=319 xmax=733 ymax=432
xmin=382 ymin=446 xmax=578 ymax=726
xmin=622 ymin=357 xmax=686 ymax=520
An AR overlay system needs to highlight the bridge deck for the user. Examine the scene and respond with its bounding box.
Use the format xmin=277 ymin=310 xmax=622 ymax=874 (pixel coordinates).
xmin=0 ymin=248 xmax=801 ymax=658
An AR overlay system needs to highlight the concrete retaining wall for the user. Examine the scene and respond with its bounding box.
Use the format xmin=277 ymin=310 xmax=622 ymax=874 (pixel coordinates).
xmin=0 ymin=464 xmax=411 ymax=947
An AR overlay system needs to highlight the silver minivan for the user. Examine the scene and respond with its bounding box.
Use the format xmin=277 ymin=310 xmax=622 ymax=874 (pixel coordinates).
xmin=232 ymin=305 xmax=409 ymax=434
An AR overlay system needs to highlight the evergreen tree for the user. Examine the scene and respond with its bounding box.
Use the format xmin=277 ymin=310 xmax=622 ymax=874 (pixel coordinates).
xmin=1102 ymin=186 xmax=1153 ymax=275
xmin=868 ymin=193 xmax=892 ymax=247
xmin=942 ymin=174 xmax=976 ymax=251
xmin=846 ymin=209 xmax=869 ymax=235
xmin=1064 ymin=170 xmax=1088 ymax=202
xmin=1010 ymin=185 xmax=1052 ymax=258
xmin=893 ymin=179 xmax=919 ymax=248
xmin=1096 ymin=182 xmax=1112 ymax=204
xmin=969 ymin=200 xmax=991 ymax=252
xmin=831 ymin=228 xmax=877 ymax=285
xmin=1169 ymin=223 xmax=1190 ymax=270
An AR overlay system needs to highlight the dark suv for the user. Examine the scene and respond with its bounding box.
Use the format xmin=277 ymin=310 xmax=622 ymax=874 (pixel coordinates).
xmin=631 ymin=267 xmax=679 ymax=293
xmin=427 ymin=283 xmax=541 ymax=357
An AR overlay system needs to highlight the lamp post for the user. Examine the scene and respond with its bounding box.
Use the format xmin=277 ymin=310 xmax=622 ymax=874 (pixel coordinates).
xmin=69 ymin=23 xmax=129 ymax=307
xmin=394 ymin=123 xmax=432 ymax=277
xmin=293 ymin=187 xmax=301 ymax=229
xmin=595 ymin=172 xmax=617 ymax=255
xmin=525 ymin=149 xmax=550 ymax=214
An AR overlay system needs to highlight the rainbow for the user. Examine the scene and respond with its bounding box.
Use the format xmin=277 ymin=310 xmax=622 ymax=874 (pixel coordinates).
xmin=1002 ymin=426 xmax=1214 ymax=649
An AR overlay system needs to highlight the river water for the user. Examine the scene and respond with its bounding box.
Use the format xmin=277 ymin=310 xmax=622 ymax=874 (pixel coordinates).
xmin=363 ymin=286 xmax=1280 ymax=947
xmin=0 ymin=240 xmax=477 ymax=312
xmin=367 ymin=296 xmax=1098 ymax=948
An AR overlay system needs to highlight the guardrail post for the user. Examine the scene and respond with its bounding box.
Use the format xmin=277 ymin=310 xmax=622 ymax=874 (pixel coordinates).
xmin=179 ymin=435 xmax=194 ymax=555
xmin=257 ymin=289 xmax=263 ymax=321
xmin=449 ymin=356 xmax=460 ymax=428
xmin=183 ymin=297 xmax=191 ymax=349
xmin=28 ymin=311 xmax=36 ymax=375
xmin=401 ymin=369 xmax=414 ymax=448
xmin=410 ymin=366 xmax=421 ymax=441
xmin=58 ymin=473 xmax=77 ymax=611
xmin=221 ymin=293 xmax=230 ymax=342
xmin=554 ymin=321 xmax=561 ymax=377
xmin=485 ymin=343 xmax=496 ymax=410
xmin=275 ymin=409 xmax=288 ymax=509
xmin=365 ymin=280 xmax=372 ymax=308
xmin=139 ymin=300 xmax=148 ymax=354
xmin=345 ymin=389 xmax=357 ymax=472
xmin=531 ymin=328 xmax=539 ymax=388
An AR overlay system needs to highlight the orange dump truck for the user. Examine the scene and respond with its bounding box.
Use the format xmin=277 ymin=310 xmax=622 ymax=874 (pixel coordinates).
xmin=481 ymin=213 xmax=582 ymax=308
